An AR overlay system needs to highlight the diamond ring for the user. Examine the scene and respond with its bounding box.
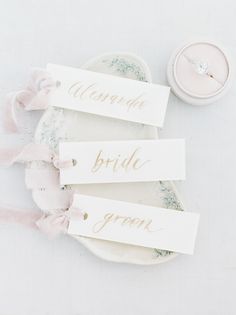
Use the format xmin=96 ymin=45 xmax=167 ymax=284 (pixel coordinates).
xmin=183 ymin=54 xmax=223 ymax=86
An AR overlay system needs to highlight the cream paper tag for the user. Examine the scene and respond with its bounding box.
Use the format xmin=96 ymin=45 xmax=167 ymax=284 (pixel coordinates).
xmin=59 ymin=139 xmax=186 ymax=185
xmin=47 ymin=63 xmax=170 ymax=127
xmin=68 ymin=194 xmax=200 ymax=255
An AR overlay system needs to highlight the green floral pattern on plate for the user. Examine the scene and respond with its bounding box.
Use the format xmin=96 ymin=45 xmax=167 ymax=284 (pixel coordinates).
xmin=102 ymin=57 xmax=147 ymax=81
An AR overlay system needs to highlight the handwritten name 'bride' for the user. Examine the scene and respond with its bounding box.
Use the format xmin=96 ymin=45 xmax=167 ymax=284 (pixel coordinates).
xmin=68 ymin=82 xmax=146 ymax=111
xmin=91 ymin=148 xmax=150 ymax=173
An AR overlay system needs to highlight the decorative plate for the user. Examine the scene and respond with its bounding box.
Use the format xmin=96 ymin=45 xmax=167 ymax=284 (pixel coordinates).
xmin=28 ymin=52 xmax=184 ymax=265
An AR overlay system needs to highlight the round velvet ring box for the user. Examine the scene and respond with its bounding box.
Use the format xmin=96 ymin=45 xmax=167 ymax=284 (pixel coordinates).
xmin=167 ymin=40 xmax=233 ymax=105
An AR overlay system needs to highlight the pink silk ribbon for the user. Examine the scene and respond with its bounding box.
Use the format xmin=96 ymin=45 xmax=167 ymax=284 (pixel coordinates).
xmin=0 ymin=143 xmax=53 ymax=167
xmin=0 ymin=69 xmax=84 ymax=238
xmin=0 ymin=142 xmax=78 ymax=236
xmin=0 ymin=205 xmax=41 ymax=229
xmin=0 ymin=142 xmax=74 ymax=169
xmin=35 ymin=206 xmax=84 ymax=237
xmin=3 ymin=68 xmax=58 ymax=133
xmin=0 ymin=204 xmax=84 ymax=237
xmin=0 ymin=69 xmax=84 ymax=237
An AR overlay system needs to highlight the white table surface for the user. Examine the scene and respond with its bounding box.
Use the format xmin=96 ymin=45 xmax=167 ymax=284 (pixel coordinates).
xmin=0 ymin=0 xmax=236 ymax=314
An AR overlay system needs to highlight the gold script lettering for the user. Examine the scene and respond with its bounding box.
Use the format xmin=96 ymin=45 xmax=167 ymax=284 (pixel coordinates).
xmin=67 ymin=81 xmax=147 ymax=111
xmin=92 ymin=212 xmax=156 ymax=233
xmin=91 ymin=148 xmax=150 ymax=173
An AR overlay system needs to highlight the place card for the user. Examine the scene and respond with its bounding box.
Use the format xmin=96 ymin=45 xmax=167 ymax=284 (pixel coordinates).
xmin=68 ymin=194 xmax=200 ymax=255
xmin=47 ymin=63 xmax=170 ymax=127
xmin=59 ymin=139 xmax=185 ymax=185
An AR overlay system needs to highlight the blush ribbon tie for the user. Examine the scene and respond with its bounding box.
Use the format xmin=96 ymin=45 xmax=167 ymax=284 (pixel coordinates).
xmin=3 ymin=68 xmax=58 ymax=133
xmin=0 ymin=203 xmax=84 ymax=238
xmin=0 ymin=69 xmax=84 ymax=237
xmin=35 ymin=206 xmax=84 ymax=237
xmin=0 ymin=142 xmax=74 ymax=169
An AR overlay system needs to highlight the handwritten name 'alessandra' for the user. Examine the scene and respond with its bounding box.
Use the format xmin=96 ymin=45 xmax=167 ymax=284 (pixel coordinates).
xmin=68 ymin=81 xmax=146 ymax=111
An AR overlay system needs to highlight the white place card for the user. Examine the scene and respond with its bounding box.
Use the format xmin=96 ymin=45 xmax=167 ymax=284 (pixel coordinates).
xmin=68 ymin=194 xmax=200 ymax=255
xmin=59 ymin=139 xmax=186 ymax=185
xmin=47 ymin=63 xmax=170 ymax=127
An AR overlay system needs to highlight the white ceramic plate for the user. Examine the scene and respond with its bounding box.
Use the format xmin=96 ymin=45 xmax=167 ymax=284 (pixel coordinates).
xmin=28 ymin=52 xmax=184 ymax=265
